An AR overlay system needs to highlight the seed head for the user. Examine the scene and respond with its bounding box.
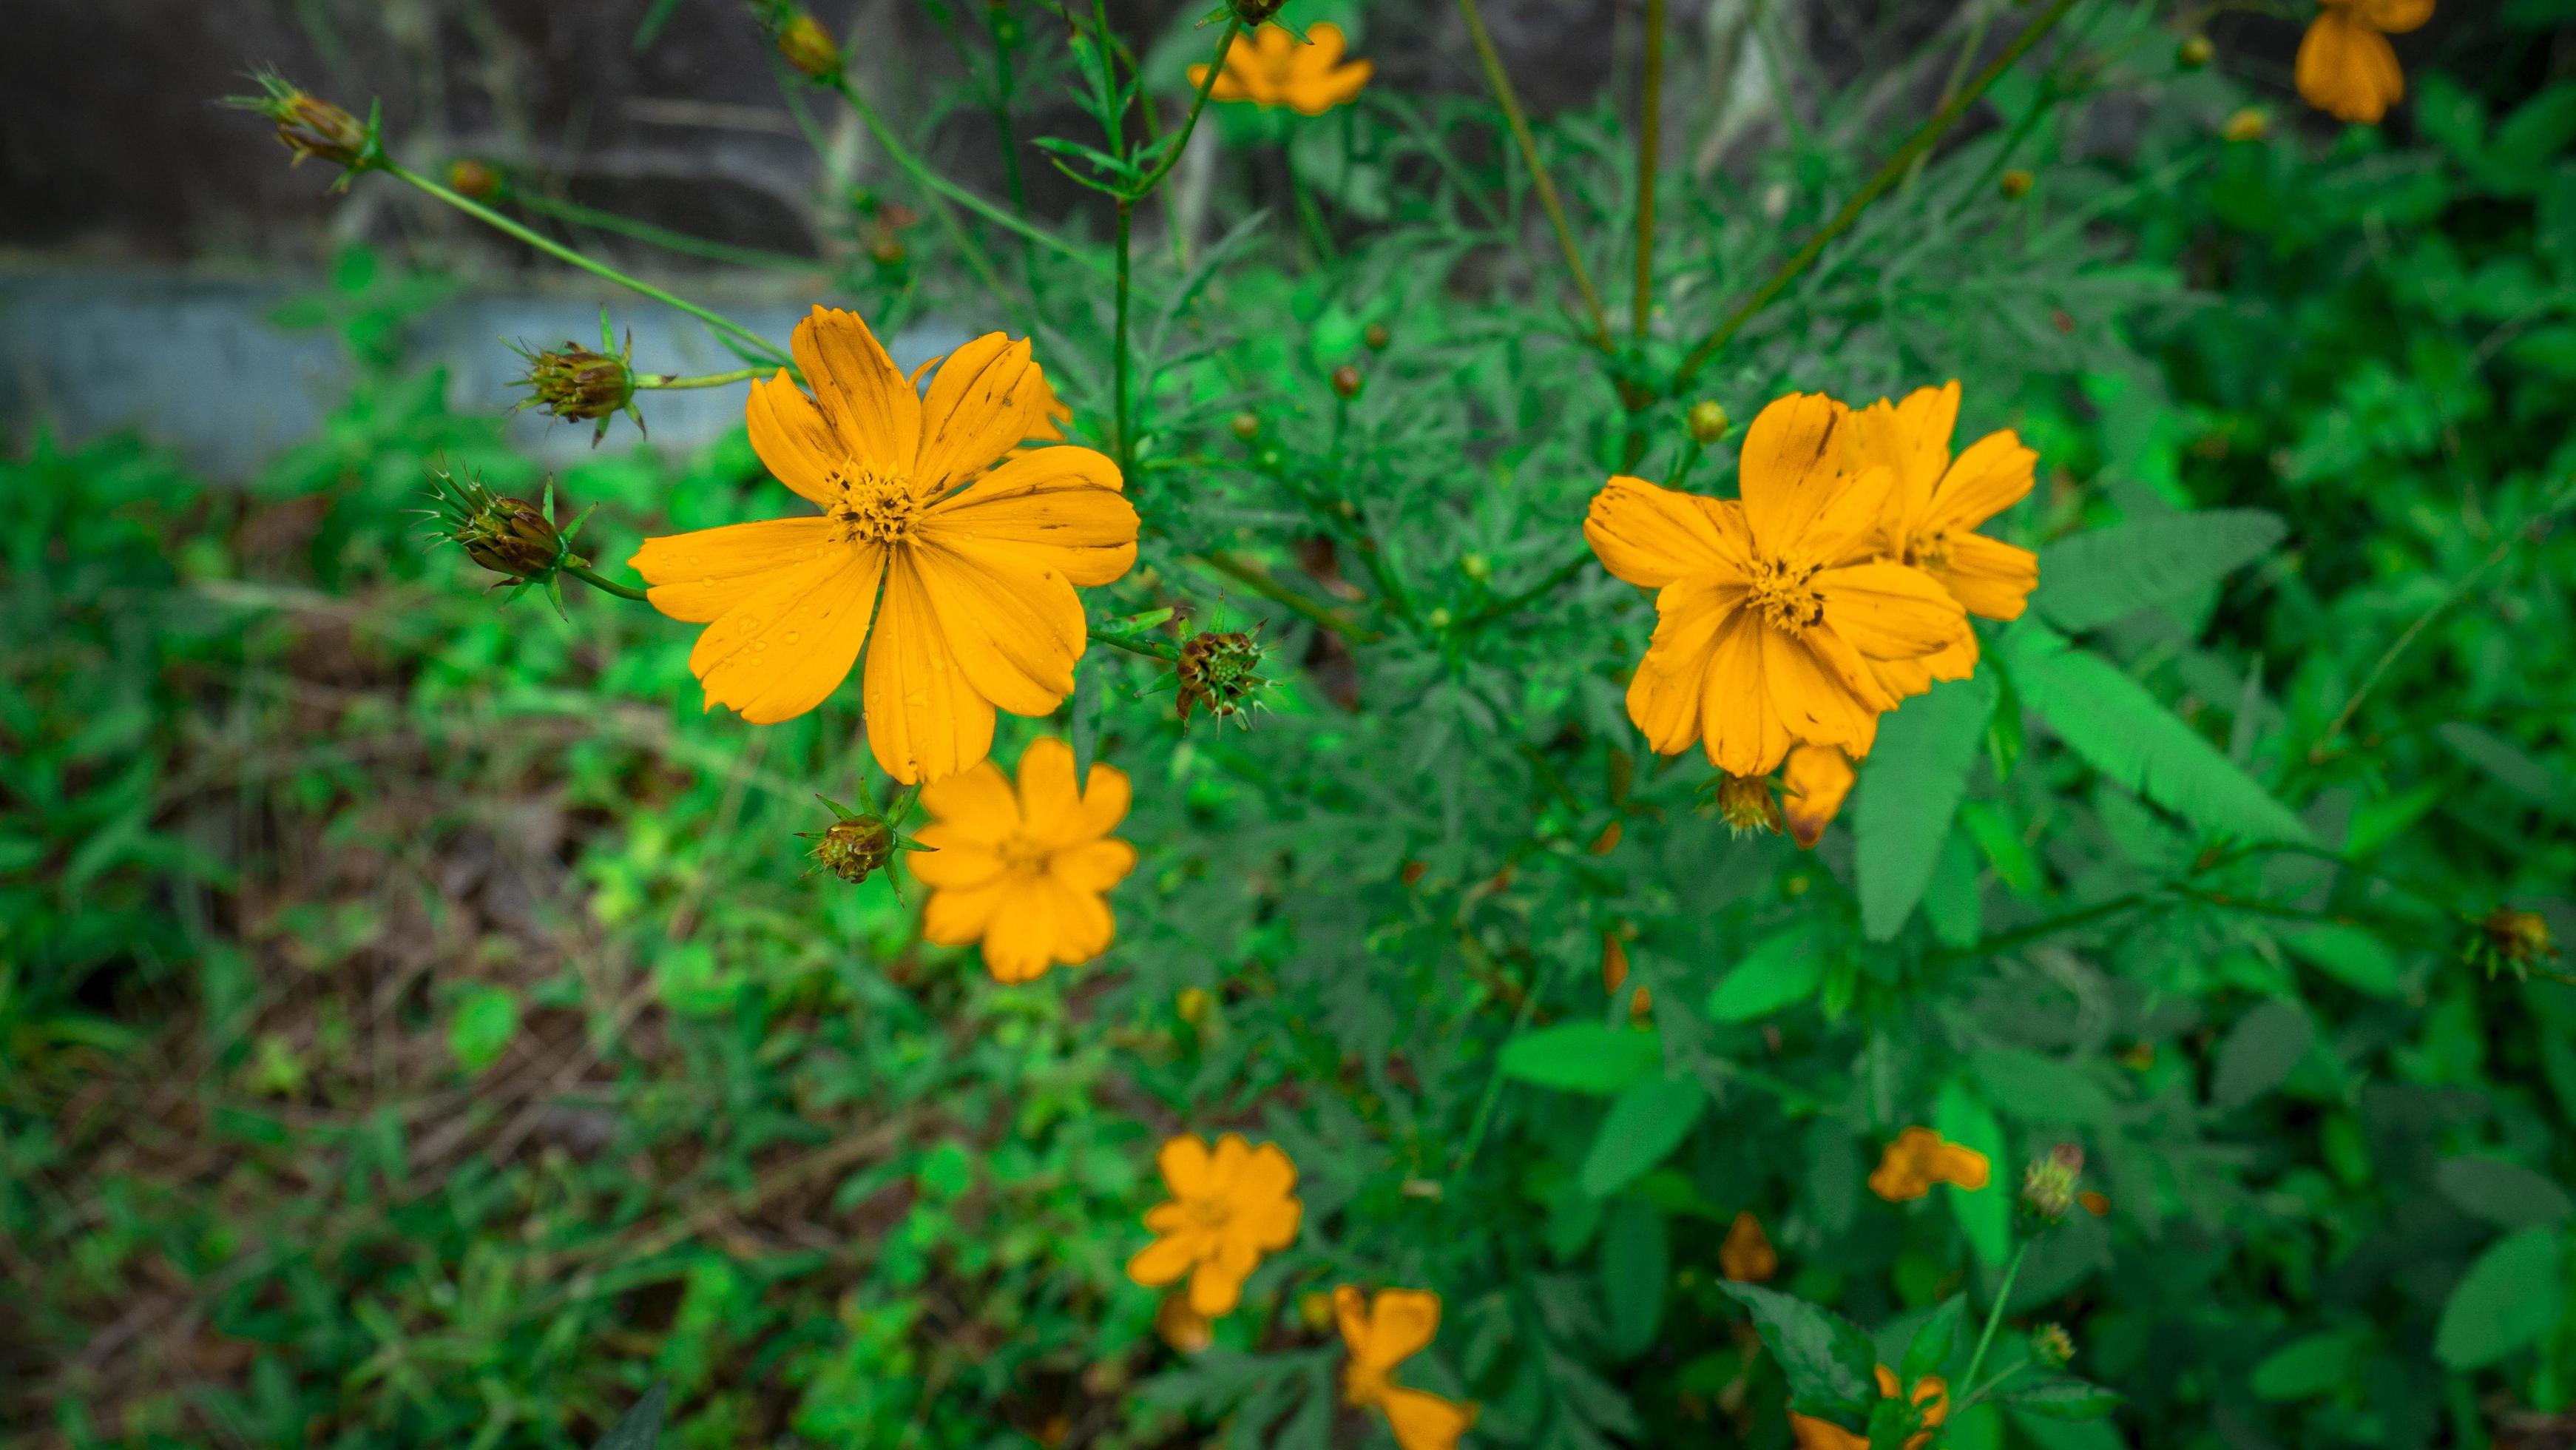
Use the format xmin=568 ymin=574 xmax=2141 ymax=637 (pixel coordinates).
xmin=446 ymin=158 xmax=501 ymax=200
xmin=2000 ymin=169 xmax=2034 ymax=200
xmin=1686 ymin=399 xmax=1731 ymax=444
xmin=2467 ymin=906 xmax=2558 ymax=980
xmin=1330 ymin=364 xmax=1364 ymax=399
xmin=2177 ymin=35 xmax=2214 ymax=70
xmin=2030 ymin=1323 xmax=2076 ymax=1369
xmin=1175 ymin=625 xmax=1272 ymax=731
xmin=1705 ymin=772 xmax=1784 ymax=838
xmin=229 ymin=71 xmax=382 ymax=186
xmin=2018 ymin=1143 xmax=2085 ymax=1227
xmin=510 ymin=328 xmax=642 ymax=446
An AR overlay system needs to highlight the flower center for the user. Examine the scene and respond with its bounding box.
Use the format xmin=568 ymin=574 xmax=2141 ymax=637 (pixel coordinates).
xmin=1911 ymin=529 xmax=1955 ymax=572
xmin=1184 ymin=1196 xmax=1232 ymax=1231
xmin=825 ymin=468 xmax=922 ymax=545
xmin=1746 ymin=556 xmax=1825 ymax=635
xmin=996 ymin=834 xmax=1052 ymax=874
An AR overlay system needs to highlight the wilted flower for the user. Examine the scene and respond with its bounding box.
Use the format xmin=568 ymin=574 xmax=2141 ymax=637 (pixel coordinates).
xmin=1720 ymin=1210 xmax=1777 ymax=1282
xmin=2297 ymin=0 xmax=2431 ymax=125
xmin=2031 ymin=1323 xmax=2077 ymax=1369
xmin=1336 ymin=1287 xmax=1477 ymax=1450
xmin=1190 ymin=21 xmax=1373 ymax=116
xmin=1869 ymin=1127 xmax=1991 ymax=1201
xmin=1127 ymin=1133 xmax=1302 ymax=1315
xmin=1706 ymin=772 xmax=1786 ymax=838
xmin=1782 ymin=744 xmax=1855 ymax=849
xmin=510 ymin=317 xmax=643 ymax=445
xmin=228 ymin=71 xmax=382 ymax=185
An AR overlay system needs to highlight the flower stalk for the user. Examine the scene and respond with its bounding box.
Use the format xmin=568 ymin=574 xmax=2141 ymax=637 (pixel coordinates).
xmin=1453 ymin=0 xmax=1612 ymax=351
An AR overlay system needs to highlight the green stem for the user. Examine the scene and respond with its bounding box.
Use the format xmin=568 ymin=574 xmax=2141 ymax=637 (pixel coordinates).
xmin=565 ymin=562 xmax=651 ymax=602
xmin=1451 ymin=951 xmax=1563 ymax=1181
xmin=822 ymin=75 xmax=1108 ymax=280
xmin=1114 ymin=198 xmax=1135 ymax=471
xmin=1904 ymin=1 xmax=2001 ymax=194
xmin=818 ymin=75 xmax=1011 ymax=306
xmin=1633 ymin=0 xmax=1665 ymax=343
xmin=502 ymin=187 xmax=819 ymax=272
xmin=637 ymin=368 xmax=763 ymax=389
xmin=1129 ymin=18 xmax=1240 ymax=200
xmin=1191 ymin=550 xmax=1378 ymax=644
xmin=1959 ymin=1241 xmax=2032 ymax=1397
xmin=1662 ymin=0 xmax=2078 ymax=406
xmin=1088 ymin=628 xmax=1178 ymax=662
xmin=1461 ymin=553 xmax=1592 ymax=632
xmin=387 ymin=164 xmax=789 ymax=364
xmin=1456 ymin=0 xmax=1612 ymax=351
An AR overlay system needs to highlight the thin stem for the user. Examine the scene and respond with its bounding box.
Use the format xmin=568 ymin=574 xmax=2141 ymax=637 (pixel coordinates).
xmin=822 ymin=74 xmax=1109 ymax=280
xmin=1088 ymin=628 xmax=1178 ymax=662
xmin=1190 ymin=550 xmax=1378 ymax=644
xmin=1633 ymin=0 xmax=1665 ymax=343
xmin=1461 ymin=553 xmax=1592 ymax=632
xmin=1129 ymin=18 xmax=1240 ymax=200
xmin=1663 ymin=0 xmax=2078 ymax=403
xmin=1455 ymin=0 xmax=1612 ymax=351
xmin=503 ymin=187 xmax=819 ymax=272
xmin=565 ymin=562 xmax=651 ymax=602
xmin=1959 ymin=1241 xmax=2032 ymax=1397
xmin=386 ymin=164 xmax=788 ymax=364
xmin=1936 ymin=892 xmax=2147 ymax=963
xmin=1452 ymin=952 xmax=1563 ymax=1181
xmin=636 ymin=368 xmax=763 ymax=390
xmin=817 ymin=75 xmax=1012 ymax=306
xmin=1114 ymin=199 xmax=1135 ymax=471
xmin=1904 ymin=0 xmax=2001 ymax=194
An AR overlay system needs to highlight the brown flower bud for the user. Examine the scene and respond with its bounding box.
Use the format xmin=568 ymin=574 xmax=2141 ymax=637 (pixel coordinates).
xmin=2469 ymin=906 xmax=2558 ymax=979
xmin=1229 ymin=411 xmax=1262 ymax=441
xmin=1707 ymin=772 xmax=1783 ymax=837
xmin=807 ymin=814 xmax=895 ymax=885
xmin=229 ymin=72 xmax=379 ymax=182
xmin=1231 ymin=0 xmax=1288 ymax=26
xmin=776 ymin=10 xmax=844 ymax=79
xmin=427 ymin=469 xmax=569 ymax=581
xmin=2000 ymin=169 xmax=2034 ymax=199
xmin=446 ymin=158 xmax=501 ymax=200
xmin=1686 ymin=399 xmax=1731 ymax=444
xmin=1330 ymin=363 xmax=1363 ymax=399
xmin=1363 ymin=322 xmax=1390 ymax=351
xmin=510 ymin=334 xmax=640 ymax=446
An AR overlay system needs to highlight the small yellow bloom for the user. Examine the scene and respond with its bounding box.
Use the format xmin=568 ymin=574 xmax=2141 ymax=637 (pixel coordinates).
xmin=1586 ymin=394 xmax=1969 ymax=776
xmin=631 ymin=307 xmax=1138 ymax=783
xmin=1782 ymin=743 xmax=1856 ymax=850
xmin=1848 ymin=381 xmax=2039 ymax=700
xmin=1336 ymin=1286 xmax=1478 ymax=1450
xmin=1189 ymin=21 xmax=1374 ymax=116
xmin=2296 ymin=0 xmax=2432 ymax=125
xmin=1720 ymin=1210 xmax=1777 ymax=1283
xmin=1868 ymin=1127 xmax=1992 ymax=1202
xmin=1791 ymin=1366 xmax=1948 ymax=1450
xmin=911 ymin=738 xmax=1137 ymax=982
xmin=1127 ymin=1133 xmax=1302 ymax=1316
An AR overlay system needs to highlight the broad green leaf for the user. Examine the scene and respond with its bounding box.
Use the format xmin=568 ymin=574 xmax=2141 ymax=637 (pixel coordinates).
xmin=2209 ymin=999 xmax=2313 ymax=1110
xmin=1718 ymin=1282 xmax=1878 ymax=1418
xmin=1901 ymin=1295 xmax=1966 ymax=1382
xmin=1958 ymin=799 xmax=2041 ymax=897
xmin=2438 ymin=721 xmax=2576 ymax=820
xmin=447 ymin=985 xmax=521 ymax=1075
xmin=1856 ymin=673 xmax=1996 ymax=941
xmin=592 ymin=1384 xmax=669 ymax=1450
xmin=1970 ymin=1048 xmax=2116 ymax=1127
xmin=2282 ymin=924 xmax=2403 ymax=997
xmin=2003 ymin=1378 xmax=2123 ymax=1420
xmin=2029 ymin=509 xmax=2286 ymax=633
xmin=1705 ymin=925 xmax=1827 ymax=1022
xmin=1936 ymin=1081 xmax=2009 ymax=1265
xmin=2250 ymin=1327 xmax=2370 ymax=1400
xmin=2434 ymin=1227 xmax=2568 ymax=1368
xmin=1599 ymin=1198 xmax=1669 ymax=1358
xmin=2435 ymin=1157 xmax=2576 ymax=1228
xmin=2005 ymin=624 xmax=2311 ymax=845
xmin=1500 ymin=1024 xmax=1663 ymax=1096
xmin=1581 ymin=1076 xmax=1708 ymax=1197
xmin=2486 ymin=84 xmax=2576 ymax=193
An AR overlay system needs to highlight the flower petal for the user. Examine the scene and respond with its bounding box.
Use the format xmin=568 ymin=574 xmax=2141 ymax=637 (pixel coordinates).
xmin=1625 ymin=575 xmax=1743 ymax=753
xmin=1044 ymin=875 xmax=1116 ymax=965
xmin=2358 ymin=0 xmax=2432 ymax=34
xmin=746 ymin=371 xmax=848 ymax=507
xmin=1698 ymin=613 xmax=1794 ymax=777
xmin=1924 ymin=429 xmax=2036 ymax=535
xmin=908 ymin=834 xmax=1006 ymax=892
xmin=1237 ymin=1196 xmax=1303 ymax=1252
xmin=907 ymin=540 xmax=1084 ymax=717
xmin=1584 ymin=477 xmax=1752 ymax=590
xmin=2296 ymin=10 xmax=2402 ymax=124
xmin=1796 ymin=464 xmax=1901 ymax=567
xmin=921 ymin=447 xmax=1138 ymax=586
xmin=862 ymin=555 xmax=996 ymax=784
xmin=632 ymin=516 xmax=835 ymax=624
xmin=1357 ymin=1289 xmax=1441 ymax=1370
xmin=1381 ymin=1386 xmax=1477 ymax=1450
xmin=916 ymin=333 xmax=1050 ymax=491
xmin=920 ymin=877 xmax=1007 ymax=943
xmin=1818 ymin=562 xmax=1968 ymax=661
xmin=689 ymin=546 xmax=884 ymax=724
xmin=1736 ymin=392 xmax=1854 ymax=550
xmin=1933 ymin=533 xmax=2040 ymax=620
xmin=1049 ymin=837 xmax=1137 ymax=894
xmin=918 ymin=759 xmax=1023 ymax=846
xmin=1288 ymin=58 xmax=1373 ymax=115
xmin=1761 ymin=625 xmax=1882 ymax=755
xmin=1187 ymin=1259 xmax=1245 ymax=1317
xmin=1160 ymin=1134 xmax=1214 ymax=1198
xmin=1783 ymin=744 xmax=1855 ymax=850
xmin=791 ymin=306 xmax=919 ymax=476
xmin=979 ymin=879 xmax=1060 ymax=982
xmin=1126 ymin=1233 xmax=1200 ymax=1289
xmin=1016 ymin=737 xmax=1132 ymax=845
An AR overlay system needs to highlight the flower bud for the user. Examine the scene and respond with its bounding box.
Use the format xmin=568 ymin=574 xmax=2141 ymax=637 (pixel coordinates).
xmin=808 ymin=814 xmax=896 ymax=885
xmin=446 ymin=158 xmax=501 ymax=200
xmin=1589 ymin=820 xmax=1622 ymax=854
xmin=2177 ymin=35 xmax=2214 ymax=70
xmin=1330 ymin=364 xmax=1363 ymax=399
xmin=1686 ymin=399 xmax=1731 ymax=444
xmin=1601 ymin=931 xmax=1629 ymax=994
xmin=1155 ymin=1295 xmax=1214 ymax=1355
xmin=2030 ymin=1323 xmax=2076 ymax=1369
xmin=2018 ymin=1143 xmax=2084 ymax=1226
xmin=1231 ymin=0 xmax=1288 ymax=26
xmin=1424 ymin=606 xmax=1453 ymax=629
xmin=1706 ymin=773 xmax=1783 ymax=837
xmin=2221 ymin=107 xmax=2269 ymax=143
xmin=229 ymin=71 xmax=380 ymax=183
xmin=2468 ymin=906 xmax=2558 ymax=980
xmin=774 ymin=9 xmax=845 ymax=79
xmin=1175 ymin=626 xmax=1272 ymax=731
xmin=1363 ymin=322 xmax=1390 ymax=351
xmin=1460 ymin=553 xmax=1491 ymax=582
xmin=2000 ymin=169 xmax=2034 ymax=200
xmin=510 ymin=334 xmax=641 ymax=445
xmin=1175 ymin=985 xmax=1212 ymax=1024
xmin=1228 ymin=411 xmax=1262 ymax=441
xmin=426 ymin=468 xmax=568 ymax=582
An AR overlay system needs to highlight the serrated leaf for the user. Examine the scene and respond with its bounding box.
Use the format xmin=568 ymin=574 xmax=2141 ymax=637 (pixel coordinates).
xmin=1581 ymin=1076 xmax=1707 ymax=1197
xmin=1499 ymin=1024 xmax=1662 ymax=1096
xmin=2435 ymin=1227 xmax=2567 ymax=1368
xmin=1719 ymin=1281 xmax=1879 ymax=1418
xmin=2030 ymin=510 xmax=2286 ymax=633
xmin=592 ymin=1384 xmax=669 ymax=1450
xmin=2003 ymin=1378 xmax=2123 ymax=1419
xmin=1704 ymin=925 xmax=1827 ymax=1022
xmin=2209 ymin=999 xmax=2313 ymax=1110
xmin=2005 ymin=624 xmax=2310 ymax=845
xmin=1857 ymin=673 xmax=1996 ymax=940
xmin=1901 ymin=1295 xmax=1966 ymax=1381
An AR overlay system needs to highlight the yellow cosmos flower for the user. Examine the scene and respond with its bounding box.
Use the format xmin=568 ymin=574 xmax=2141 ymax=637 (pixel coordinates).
xmin=1584 ymin=394 xmax=1969 ymax=777
xmin=630 ymin=307 xmax=1139 ymax=783
xmin=1868 ymin=1127 xmax=1992 ymax=1201
xmin=1720 ymin=1210 xmax=1777 ymax=1282
xmin=910 ymin=738 xmax=1136 ymax=982
xmin=1126 ymin=1133 xmax=1302 ymax=1317
xmin=1782 ymin=743 xmax=1856 ymax=850
xmin=2296 ymin=0 xmax=2433 ymax=124
xmin=1791 ymin=1366 xmax=1949 ymax=1450
xmin=1848 ymin=381 xmax=2038 ymax=700
xmin=1189 ymin=21 xmax=1373 ymax=116
xmin=1335 ymin=1286 xmax=1478 ymax=1450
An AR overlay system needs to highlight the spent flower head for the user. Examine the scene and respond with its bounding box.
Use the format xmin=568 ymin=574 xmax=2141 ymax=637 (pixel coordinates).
xmin=421 ymin=468 xmax=595 ymax=614
xmin=1174 ymin=619 xmax=1278 ymax=732
xmin=1703 ymin=772 xmax=1785 ymax=838
xmin=228 ymin=70 xmax=383 ymax=187
xmin=510 ymin=311 xmax=643 ymax=445
xmin=2031 ymin=1323 xmax=2077 ymax=1369
xmin=2019 ymin=1142 xmax=2086 ymax=1227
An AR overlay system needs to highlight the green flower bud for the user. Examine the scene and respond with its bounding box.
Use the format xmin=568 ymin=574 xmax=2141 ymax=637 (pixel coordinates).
xmin=1687 ymin=400 xmax=1731 ymax=444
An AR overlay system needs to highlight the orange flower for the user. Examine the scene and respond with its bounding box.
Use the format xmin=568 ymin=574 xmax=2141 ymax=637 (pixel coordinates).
xmin=1868 ymin=1127 xmax=1992 ymax=1201
xmin=1791 ymin=1366 xmax=1949 ymax=1450
xmin=1127 ymin=1133 xmax=1302 ymax=1316
xmin=1585 ymin=394 xmax=1968 ymax=777
xmin=911 ymin=738 xmax=1136 ymax=982
xmin=631 ymin=307 xmax=1138 ymax=783
xmin=1189 ymin=21 xmax=1373 ymax=115
xmin=1782 ymin=743 xmax=1856 ymax=849
xmin=1336 ymin=1287 xmax=1478 ymax=1450
xmin=1848 ymin=381 xmax=2038 ymax=699
xmin=2296 ymin=0 xmax=2433 ymax=124
xmin=1720 ymin=1210 xmax=1777 ymax=1282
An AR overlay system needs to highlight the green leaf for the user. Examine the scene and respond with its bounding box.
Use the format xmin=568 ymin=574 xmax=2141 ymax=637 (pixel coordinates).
xmin=447 ymin=985 xmax=521 ymax=1075
xmin=2436 ymin=1157 xmax=2576 ymax=1229
xmin=1070 ymin=660 xmax=1103 ymax=786
xmin=2029 ymin=510 xmax=2286 ymax=633
xmin=2438 ymin=721 xmax=2576 ymax=820
xmin=2002 ymin=1378 xmax=2123 ymax=1420
xmin=1581 ymin=1077 xmax=1707 ymax=1198
xmin=2436 ymin=1228 xmax=2569 ymax=1368
xmin=1856 ymin=673 xmax=1996 ymax=941
xmin=592 ymin=1384 xmax=669 ymax=1450
xmin=1718 ymin=1282 xmax=1879 ymax=1418
xmin=2250 ymin=1327 xmax=2371 ymax=1400
xmin=2005 ymin=624 xmax=2310 ymax=845
xmin=1599 ymin=1198 xmax=1669 ymax=1358
xmin=1958 ymin=799 xmax=2040 ymax=897
xmin=1705 ymin=925 xmax=1827 ymax=1022
xmin=1901 ymin=1295 xmax=1966 ymax=1382
xmin=2282 ymin=924 xmax=2403 ymax=997
xmin=1500 ymin=1024 xmax=1663 ymax=1096
xmin=2486 ymin=84 xmax=2576 ymax=194
xmin=2208 ymin=999 xmax=2313 ymax=1110
xmin=1936 ymin=1081 xmax=2009 ymax=1266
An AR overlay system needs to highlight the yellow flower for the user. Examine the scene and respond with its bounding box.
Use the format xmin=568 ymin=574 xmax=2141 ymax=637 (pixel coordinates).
xmin=1335 ymin=1286 xmax=1478 ymax=1450
xmin=1782 ymin=743 xmax=1856 ymax=850
xmin=1189 ymin=21 xmax=1374 ymax=115
xmin=1126 ymin=1133 xmax=1302 ymax=1316
xmin=1720 ymin=1210 xmax=1777 ymax=1283
xmin=1585 ymin=394 xmax=1969 ymax=776
xmin=2296 ymin=0 xmax=2433 ymax=124
xmin=1848 ymin=381 xmax=2039 ymax=699
xmin=629 ymin=307 xmax=1139 ymax=783
xmin=1791 ymin=1366 xmax=1949 ymax=1450
xmin=1868 ymin=1127 xmax=1992 ymax=1202
xmin=911 ymin=738 xmax=1137 ymax=982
